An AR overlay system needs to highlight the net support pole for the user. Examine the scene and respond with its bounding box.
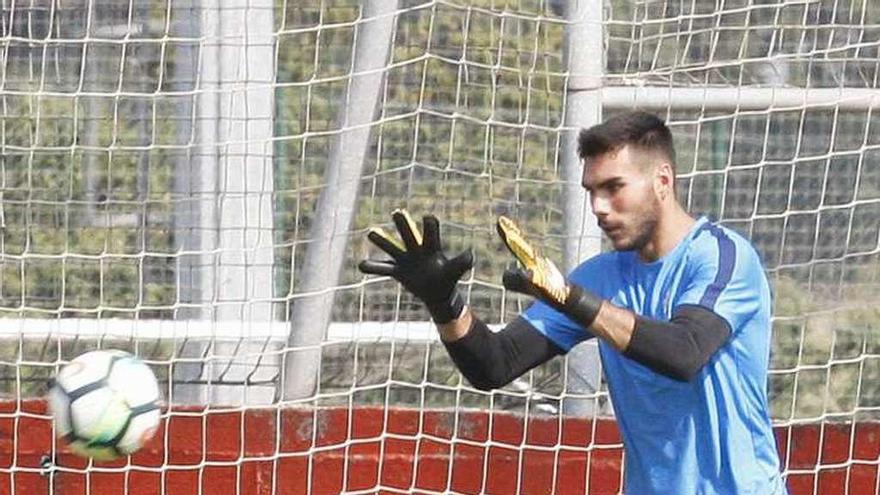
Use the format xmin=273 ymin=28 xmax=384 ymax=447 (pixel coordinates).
xmin=560 ymin=0 xmax=604 ymax=416
xmin=174 ymin=0 xmax=276 ymax=405
xmin=283 ymin=0 xmax=399 ymax=402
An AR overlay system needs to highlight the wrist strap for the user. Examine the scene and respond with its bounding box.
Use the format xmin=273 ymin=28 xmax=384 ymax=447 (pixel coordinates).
xmin=561 ymin=285 xmax=603 ymax=328
xmin=426 ymin=291 xmax=465 ymax=324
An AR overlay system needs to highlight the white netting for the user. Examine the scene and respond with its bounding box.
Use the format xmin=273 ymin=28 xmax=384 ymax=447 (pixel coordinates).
xmin=1 ymin=0 xmax=879 ymax=493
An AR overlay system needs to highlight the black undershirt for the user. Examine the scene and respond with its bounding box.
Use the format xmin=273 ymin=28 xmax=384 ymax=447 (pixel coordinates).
xmin=442 ymin=316 xmax=562 ymax=391
xmin=623 ymin=304 xmax=732 ymax=381
xmin=443 ymin=304 xmax=731 ymax=389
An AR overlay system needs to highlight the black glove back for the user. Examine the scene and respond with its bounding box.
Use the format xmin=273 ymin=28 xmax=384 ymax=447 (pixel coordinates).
xmin=359 ymin=210 xmax=472 ymax=323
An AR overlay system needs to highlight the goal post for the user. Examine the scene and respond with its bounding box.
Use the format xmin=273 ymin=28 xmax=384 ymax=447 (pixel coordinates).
xmin=173 ymin=0 xmax=276 ymax=406
xmin=1 ymin=1 xmax=879 ymax=494
xmin=284 ymin=0 xmax=400 ymax=403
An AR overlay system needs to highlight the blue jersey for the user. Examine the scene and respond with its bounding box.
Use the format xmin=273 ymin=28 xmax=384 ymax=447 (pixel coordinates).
xmin=523 ymin=217 xmax=786 ymax=494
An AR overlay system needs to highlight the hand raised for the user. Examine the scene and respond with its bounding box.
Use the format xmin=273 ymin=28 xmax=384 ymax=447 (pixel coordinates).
xmin=359 ymin=209 xmax=472 ymax=323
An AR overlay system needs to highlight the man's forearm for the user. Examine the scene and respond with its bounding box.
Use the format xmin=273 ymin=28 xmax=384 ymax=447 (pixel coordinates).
xmin=589 ymin=301 xmax=636 ymax=351
xmin=437 ymin=306 xmax=474 ymax=342
xmin=438 ymin=308 xmax=562 ymax=391
xmin=586 ymin=300 xmax=731 ymax=382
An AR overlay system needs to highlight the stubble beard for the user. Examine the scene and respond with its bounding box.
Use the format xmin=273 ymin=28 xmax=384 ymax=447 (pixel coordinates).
xmin=612 ymin=199 xmax=661 ymax=252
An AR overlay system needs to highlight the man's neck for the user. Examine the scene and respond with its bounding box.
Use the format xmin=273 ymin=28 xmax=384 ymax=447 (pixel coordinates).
xmin=637 ymin=204 xmax=696 ymax=262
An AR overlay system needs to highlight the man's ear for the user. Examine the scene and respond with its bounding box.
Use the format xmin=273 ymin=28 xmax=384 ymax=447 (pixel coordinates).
xmin=654 ymin=161 xmax=675 ymax=201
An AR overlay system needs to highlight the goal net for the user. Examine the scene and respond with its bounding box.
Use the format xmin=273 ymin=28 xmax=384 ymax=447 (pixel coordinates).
xmin=1 ymin=0 xmax=878 ymax=493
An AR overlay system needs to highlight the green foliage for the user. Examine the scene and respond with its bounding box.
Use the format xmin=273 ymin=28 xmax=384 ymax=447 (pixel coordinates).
xmin=771 ymin=275 xmax=880 ymax=420
xmin=2 ymin=1 xmax=879 ymax=420
xmin=274 ymin=0 xmax=568 ymax=323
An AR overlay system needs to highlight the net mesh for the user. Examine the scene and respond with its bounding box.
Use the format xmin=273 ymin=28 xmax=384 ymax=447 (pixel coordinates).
xmin=1 ymin=0 xmax=879 ymax=493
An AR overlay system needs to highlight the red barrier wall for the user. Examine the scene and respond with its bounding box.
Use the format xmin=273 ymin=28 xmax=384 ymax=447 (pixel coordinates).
xmin=1 ymin=400 xmax=877 ymax=494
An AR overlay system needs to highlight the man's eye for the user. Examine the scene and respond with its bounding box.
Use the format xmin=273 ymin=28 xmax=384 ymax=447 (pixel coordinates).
xmin=608 ymin=183 xmax=623 ymax=192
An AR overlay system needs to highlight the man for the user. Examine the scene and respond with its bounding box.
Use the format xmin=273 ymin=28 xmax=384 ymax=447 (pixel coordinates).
xmin=359 ymin=111 xmax=786 ymax=494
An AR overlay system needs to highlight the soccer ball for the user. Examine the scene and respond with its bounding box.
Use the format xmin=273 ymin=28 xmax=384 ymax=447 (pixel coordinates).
xmin=48 ymin=350 xmax=161 ymax=461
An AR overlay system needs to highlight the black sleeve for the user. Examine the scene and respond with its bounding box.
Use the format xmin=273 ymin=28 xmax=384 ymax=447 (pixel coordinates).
xmin=442 ymin=315 xmax=563 ymax=391
xmin=623 ymin=304 xmax=731 ymax=382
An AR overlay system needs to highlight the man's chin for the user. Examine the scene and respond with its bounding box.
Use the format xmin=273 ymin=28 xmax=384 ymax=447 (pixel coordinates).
xmin=607 ymin=235 xmax=633 ymax=251
xmin=607 ymin=232 xmax=646 ymax=252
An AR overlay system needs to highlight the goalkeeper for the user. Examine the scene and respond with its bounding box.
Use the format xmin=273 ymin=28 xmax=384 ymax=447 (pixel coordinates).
xmin=359 ymin=112 xmax=785 ymax=494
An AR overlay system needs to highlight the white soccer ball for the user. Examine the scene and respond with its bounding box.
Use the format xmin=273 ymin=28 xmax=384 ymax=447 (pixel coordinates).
xmin=48 ymin=350 xmax=161 ymax=461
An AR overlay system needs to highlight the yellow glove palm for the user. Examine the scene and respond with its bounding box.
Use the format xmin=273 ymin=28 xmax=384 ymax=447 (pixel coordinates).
xmin=496 ymin=216 xmax=570 ymax=306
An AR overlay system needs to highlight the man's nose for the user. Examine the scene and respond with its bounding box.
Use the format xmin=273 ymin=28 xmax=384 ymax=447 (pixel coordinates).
xmin=591 ymin=195 xmax=610 ymax=217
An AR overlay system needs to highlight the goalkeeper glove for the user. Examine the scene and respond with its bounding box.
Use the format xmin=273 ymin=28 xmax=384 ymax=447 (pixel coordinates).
xmin=496 ymin=216 xmax=603 ymax=328
xmin=359 ymin=209 xmax=473 ymax=324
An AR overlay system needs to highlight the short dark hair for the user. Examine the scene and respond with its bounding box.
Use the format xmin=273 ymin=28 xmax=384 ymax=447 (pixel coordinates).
xmin=577 ymin=111 xmax=676 ymax=167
